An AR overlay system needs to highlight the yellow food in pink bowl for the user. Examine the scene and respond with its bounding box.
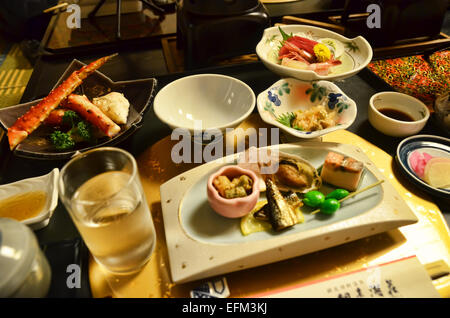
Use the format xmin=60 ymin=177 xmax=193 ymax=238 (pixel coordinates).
xmin=207 ymin=166 xmax=260 ymax=218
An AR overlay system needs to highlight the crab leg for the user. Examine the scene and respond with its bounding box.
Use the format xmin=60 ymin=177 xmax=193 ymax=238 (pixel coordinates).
xmin=43 ymin=108 xmax=70 ymax=126
xmin=7 ymin=53 xmax=117 ymax=150
xmin=63 ymin=94 xmax=120 ymax=138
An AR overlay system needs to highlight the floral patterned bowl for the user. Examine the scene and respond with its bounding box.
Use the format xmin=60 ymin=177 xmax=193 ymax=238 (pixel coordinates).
xmin=256 ymin=25 xmax=372 ymax=82
xmin=257 ymin=78 xmax=357 ymax=139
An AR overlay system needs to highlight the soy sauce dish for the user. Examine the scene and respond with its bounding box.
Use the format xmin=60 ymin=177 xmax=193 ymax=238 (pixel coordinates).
xmin=369 ymin=92 xmax=430 ymax=137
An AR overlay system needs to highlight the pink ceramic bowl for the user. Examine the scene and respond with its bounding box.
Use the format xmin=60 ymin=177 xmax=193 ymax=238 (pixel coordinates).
xmin=207 ymin=166 xmax=260 ymax=218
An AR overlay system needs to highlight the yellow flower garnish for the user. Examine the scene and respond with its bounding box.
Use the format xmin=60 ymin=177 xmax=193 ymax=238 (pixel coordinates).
xmin=313 ymin=43 xmax=331 ymax=62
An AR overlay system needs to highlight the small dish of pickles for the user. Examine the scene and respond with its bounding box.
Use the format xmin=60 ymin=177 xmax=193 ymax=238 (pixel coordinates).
xmin=0 ymin=168 xmax=59 ymax=230
xmin=207 ymin=166 xmax=260 ymax=218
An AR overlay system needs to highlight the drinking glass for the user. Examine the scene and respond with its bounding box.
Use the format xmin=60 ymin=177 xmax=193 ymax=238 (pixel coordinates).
xmin=59 ymin=147 xmax=156 ymax=274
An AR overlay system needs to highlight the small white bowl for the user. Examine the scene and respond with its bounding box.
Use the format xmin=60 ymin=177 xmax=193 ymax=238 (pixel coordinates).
xmin=0 ymin=168 xmax=59 ymax=230
xmin=154 ymin=74 xmax=256 ymax=135
xmin=256 ymin=24 xmax=373 ymax=82
xmin=257 ymin=78 xmax=357 ymax=139
xmin=369 ymin=92 xmax=430 ymax=137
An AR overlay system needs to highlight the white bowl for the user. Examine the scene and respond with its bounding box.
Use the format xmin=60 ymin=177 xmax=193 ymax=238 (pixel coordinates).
xmin=369 ymin=92 xmax=430 ymax=137
xmin=154 ymin=74 xmax=256 ymax=136
xmin=0 ymin=168 xmax=59 ymax=230
xmin=257 ymin=78 xmax=357 ymax=139
xmin=256 ymin=24 xmax=373 ymax=81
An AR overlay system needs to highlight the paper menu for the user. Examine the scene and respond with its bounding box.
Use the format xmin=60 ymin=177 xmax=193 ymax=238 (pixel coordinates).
xmin=254 ymin=256 xmax=441 ymax=298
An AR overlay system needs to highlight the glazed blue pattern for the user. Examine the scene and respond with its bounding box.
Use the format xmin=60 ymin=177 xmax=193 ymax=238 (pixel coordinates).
xmin=267 ymin=82 xmax=291 ymax=107
xmin=267 ymin=90 xmax=281 ymax=106
xmin=327 ymin=93 xmax=342 ymax=109
xmin=327 ymin=92 xmax=350 ymax=114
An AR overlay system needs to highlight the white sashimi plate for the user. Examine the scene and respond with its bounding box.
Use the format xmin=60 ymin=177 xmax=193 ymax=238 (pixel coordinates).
xmin=160 ymin=142 xmax=417 ymax=283
xmin=256 ymin=25 xmax=373 ymax=82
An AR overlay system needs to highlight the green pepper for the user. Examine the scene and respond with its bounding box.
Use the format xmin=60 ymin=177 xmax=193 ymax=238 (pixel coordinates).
xmin=320 ymin=198 xmax=340 ymax=215
xmin=303 ymin=190 xmax=325 ymax=208
xmin=325 ymin=189 xmax=349 ymax=200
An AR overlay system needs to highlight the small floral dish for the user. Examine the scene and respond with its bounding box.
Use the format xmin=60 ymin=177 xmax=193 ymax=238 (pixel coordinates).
xmin=0 ymin=168 xmax=59 ymax=230
xmin=207 ymin=166 xmax=260 ymax=219
xmin=257 ymin=78 xmax=357 ymax=139
xmin=256 ymin=24 xmax=372 ymax=81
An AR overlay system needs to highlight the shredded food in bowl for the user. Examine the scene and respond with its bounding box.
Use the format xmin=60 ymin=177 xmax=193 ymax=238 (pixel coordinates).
xmin=292 ymin=104 xmax=338 ymax=132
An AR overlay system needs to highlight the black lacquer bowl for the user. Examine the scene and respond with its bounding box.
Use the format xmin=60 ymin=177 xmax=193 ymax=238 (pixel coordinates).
xmin=0 ymin=59 xmax=157 ymax=160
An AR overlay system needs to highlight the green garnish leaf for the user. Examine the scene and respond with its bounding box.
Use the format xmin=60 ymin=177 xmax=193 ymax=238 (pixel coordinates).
xmin=75 ymin=121 xmax=93 ymax=141
xmin=50 ymin=111 xmax=94 ymax=150
xmin=61 ymin=110 xmax=80 ymax=127
xmin=49 ymin=130 xmax=75 ymax=150
xmin=278 ymin=26 xmax=293 ymax=42
xmin=276 ymin=112 xmax=296 ymax=128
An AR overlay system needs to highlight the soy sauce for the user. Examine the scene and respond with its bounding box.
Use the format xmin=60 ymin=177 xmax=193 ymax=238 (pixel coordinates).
xmin=378 ymin=108 xmax=415 ymax=122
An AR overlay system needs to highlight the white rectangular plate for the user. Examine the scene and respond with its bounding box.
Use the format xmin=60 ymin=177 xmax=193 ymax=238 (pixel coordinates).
xmin=160 ymin=142 xmax=418 ymax=283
